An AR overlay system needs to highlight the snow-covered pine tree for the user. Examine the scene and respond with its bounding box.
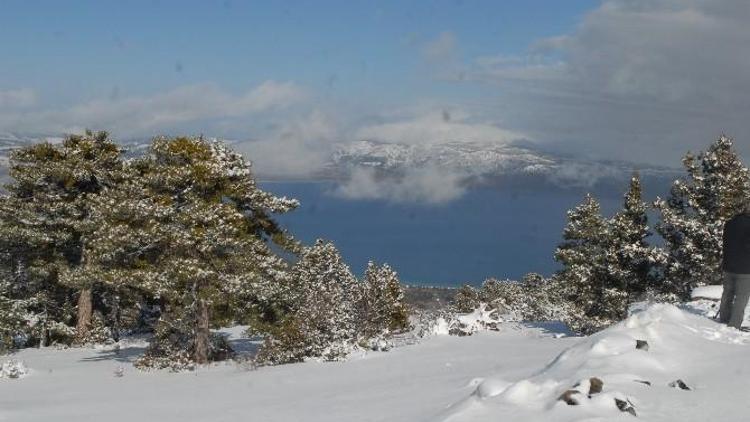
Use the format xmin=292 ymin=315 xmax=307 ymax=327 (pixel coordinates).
xmin=555 ymin=194 xmax=626 ymax=334
xmin=518 ymin=273 xmax=571 ymax=322
xmin=453 ymin=285 xmax=480 ymax=313
xmin=478 ymin=278 xmax=524 ymax=317
xmin=86 ymin=136 xmax=298 ymax=366
xmin=0 ymin=196 xmax=53 ymax=347
xmin=259 ymin=240 xmax=358 ymax=364
xmin=359 ymin=261 xmax=409 ymax=338
xmin=609 ymin=173 xmax=663 ymax=300
xmin=655 ymin=136 xmax=750 ymax=299
xmin=2 ymin=131 xmax=125 ymax=343
xmin=379 ymin=263 xmax=409 ymax=332
xmin=0 ymin=276 xmax=26 ymax=351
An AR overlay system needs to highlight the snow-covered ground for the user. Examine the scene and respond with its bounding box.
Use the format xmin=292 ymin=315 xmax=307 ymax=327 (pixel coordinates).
xmin=0 ymin=323 xmax=576 ymax=422
xmin=3 ymin=300 xmax=750 ymax=422
xmin=442 ymin=303 xmax=750 ymax=422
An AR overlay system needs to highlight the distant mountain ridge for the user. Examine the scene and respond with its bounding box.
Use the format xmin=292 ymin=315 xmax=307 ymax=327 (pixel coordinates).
xmin=331 ymin=140 xmax=556 ymax=175
xmin=0 ymin=133 xmax=681 ymax=190
xmin=327 ymin=139 xmax=680 ymax=189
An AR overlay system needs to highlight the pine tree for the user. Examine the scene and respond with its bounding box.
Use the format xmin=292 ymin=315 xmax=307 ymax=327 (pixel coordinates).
xmin=555 ymin=194 xmax=625 ymax=334
xmin=0 ymin=276 xmax=26 ymax=351
xmin=655 ymin=136 xmax=750 ymax=299
xmin=0 ymin=196 xmax=54 ymax=346
xmin=453 ymin=285 xmax=480 ymax=313
xmin=259 ymin=240 xmax=358 ymax=364
xmin=609 ymin=174 xmax=663 ymax=299
xmin=519 ymin=273 xmax=570 ymax=322
xmin=360 ymin=261 xmax=409 ymax=337
xmin=380 ymin=263 xmax=409 ymax=332
xmin=86 ymin=136 xmax=298 ymax=366
xmin=1 ymin=131 xmax=125 ymax=343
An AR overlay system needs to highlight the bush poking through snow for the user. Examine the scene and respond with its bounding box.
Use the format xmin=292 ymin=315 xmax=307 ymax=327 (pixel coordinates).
xmin=451 ymin=275 xmax=571 ymax=327
xmin=0 ymin=359 xmax=28 ymax=379
xmin=436 ymin=304 xmax=502 ymax=336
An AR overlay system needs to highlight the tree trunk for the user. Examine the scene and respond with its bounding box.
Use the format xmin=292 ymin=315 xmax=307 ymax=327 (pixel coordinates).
xmin=75 ymin=288 xmax=93 ymax=342
xmin=194 ymin=298 xmax=210 ymax=364
xmin=109 ymin=294 xmax=121 ymax=342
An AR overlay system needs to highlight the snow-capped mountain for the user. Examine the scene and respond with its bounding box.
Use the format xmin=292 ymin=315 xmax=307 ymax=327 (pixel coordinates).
xmin=328 ymin=140 xmax=680 ymax=188
xmin=331 ymin=140 xmax=557 ymax=176
xmin=0 ymin=133 xmax=680 ymax=190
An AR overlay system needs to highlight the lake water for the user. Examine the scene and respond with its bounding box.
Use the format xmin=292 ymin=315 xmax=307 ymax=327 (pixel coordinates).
xmin=260 ymin=181 xmax=632 ymax=287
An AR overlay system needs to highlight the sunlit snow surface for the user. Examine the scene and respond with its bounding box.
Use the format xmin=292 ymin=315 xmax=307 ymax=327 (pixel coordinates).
xmin=441 ymin=302 xmax=750 ymax=422
xmin=0 ymin=324 xmax=576 ymax=422
xmin=3 ymin=301 xmax=750 ymax=422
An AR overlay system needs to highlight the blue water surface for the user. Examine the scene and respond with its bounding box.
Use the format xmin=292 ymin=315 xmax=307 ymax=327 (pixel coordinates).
xmin=261 ymin=181 xmax=626 ymax=286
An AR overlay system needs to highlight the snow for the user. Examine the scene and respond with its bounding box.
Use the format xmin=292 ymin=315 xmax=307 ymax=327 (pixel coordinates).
xmin=4 ymin=304 xmax=750 ymax=421
xmin=441 ymin=303 xmax=750 ymax=422
xmin=0 ymin=324 xmax=575 ymax=422
xmin=433 ymin=304 xmax=502 ymax=336
xmin=0 ymin=359 xmax=28 ymax=379
xmin=691 ymin=285 xmax=723 ymax=300
xmin=330 ymin=140 xmax=678 ymax=182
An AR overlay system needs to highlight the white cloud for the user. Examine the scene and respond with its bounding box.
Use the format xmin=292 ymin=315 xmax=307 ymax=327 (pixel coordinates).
xmin=457 ymin=0 xmax=750 ymax=164
xmin=334 ymin=166 xmax=467 ymax=204
xmin=0 ymin=81 xmax=306 ymax=137
xmin=237 ymin=109 xmax=338 ymax=179
xmin=355 ymin=109 xmax=526 ymax=146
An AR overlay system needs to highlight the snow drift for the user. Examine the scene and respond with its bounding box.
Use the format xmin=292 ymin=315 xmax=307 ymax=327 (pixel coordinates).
xmin=440 ymin=303 xmax=750 ymax=422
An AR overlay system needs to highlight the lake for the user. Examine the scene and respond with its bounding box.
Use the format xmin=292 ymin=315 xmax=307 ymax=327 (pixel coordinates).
xmin=261 ymin=181 xmax=646 ymax=286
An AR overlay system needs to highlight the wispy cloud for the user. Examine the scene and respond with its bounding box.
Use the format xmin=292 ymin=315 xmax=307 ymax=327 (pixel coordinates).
xmin=334 ymin=166 xmax=467 ymax=204
xmin=450 ymin=0 xmax=750 ymax=164
xmin=0 ymin=81 xmax=306 ymax=137
xmin=0 ymin=88 xmax=36 ymax=109
xmin=422 ymin=31 xmax=458 ymax=63
xmin=355 ymin=109 xmax=526 ymax=146
xmin=238 ymin=109 xmax=338 ymax=179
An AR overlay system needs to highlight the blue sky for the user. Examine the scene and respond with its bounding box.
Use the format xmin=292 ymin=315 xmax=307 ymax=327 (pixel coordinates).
xmin=1 ymin=0 xmax=750 ymax=179
xmin=1 ymin=1 xmax=597 ymax=104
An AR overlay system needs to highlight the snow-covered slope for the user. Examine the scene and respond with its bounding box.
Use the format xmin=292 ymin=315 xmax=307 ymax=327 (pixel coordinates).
xmin=332 ymin=140 xmax=557 ymax=176
xmin=0 ymin=325 xmax=576 ymax=422
xmin=329 ymin=140 xmax=679 ymax=188
xmin=1 ymin=304 xmax=749 ymax=421
xmin=441 ymin=303 xmax=750 ymax=422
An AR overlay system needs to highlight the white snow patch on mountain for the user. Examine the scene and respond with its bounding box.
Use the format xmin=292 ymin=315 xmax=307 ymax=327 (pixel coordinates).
xmin=331 ymin=140 xmax=556 ymax=177
xmin=329 ymin=140 xmax=680 ymax=200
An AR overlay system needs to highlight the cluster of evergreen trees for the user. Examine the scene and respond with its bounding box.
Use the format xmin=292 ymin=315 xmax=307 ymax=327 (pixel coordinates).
xmin=0 ymin=132 xmax=409 ymax=368
xmin=457 ymin=136 xmax=750 ymax=334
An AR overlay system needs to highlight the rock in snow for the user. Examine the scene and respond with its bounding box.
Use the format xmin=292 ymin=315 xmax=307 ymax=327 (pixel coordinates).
xmin=635 ymin=339 xmax=650 ymax=351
